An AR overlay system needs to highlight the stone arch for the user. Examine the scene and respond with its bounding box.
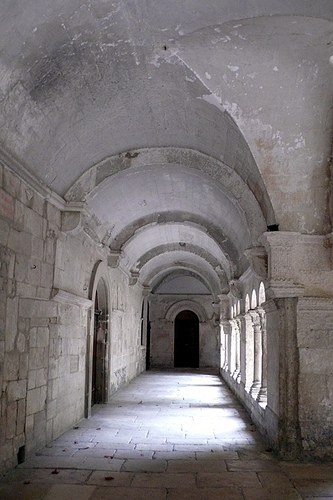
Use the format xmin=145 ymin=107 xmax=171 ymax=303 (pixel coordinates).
xmin=86 ymin=260 xmax=111 ymax=417
xmin=65 ymin=147 xmax=275 ymax=236
xmin=165 ymin=300 xmax=209 ymax=323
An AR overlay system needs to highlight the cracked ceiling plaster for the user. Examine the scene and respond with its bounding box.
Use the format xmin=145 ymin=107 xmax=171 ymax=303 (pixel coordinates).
xmin=1 ymin=0 xmax=333 ymax=293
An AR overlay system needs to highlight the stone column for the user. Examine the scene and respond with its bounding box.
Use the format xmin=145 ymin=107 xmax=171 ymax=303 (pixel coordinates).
xmin=260 ymin=231 xmax=304 ymax=459
xmin=230 ymin=318 xmax=240 ymax=381
xmin=240 ymin=312 xmax=254 ymax=392
xmin=218 ymin=294 xmax=231 ymax=373
xmin=235 ymin=318 xmax=242 ymax=383
xmin=249 ymin=311 xmax=262 ymax=399
xmin=256 ymin=307 xmax=267 ymax=404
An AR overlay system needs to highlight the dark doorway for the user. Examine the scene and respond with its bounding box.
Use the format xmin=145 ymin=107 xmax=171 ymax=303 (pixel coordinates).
xmin=92 ymin=282 xmax=108 ymax=406
xmin=146 ymin=303 xmax=151 ymax=370
xmin=174 ymin=310 xmax=199 ymax=368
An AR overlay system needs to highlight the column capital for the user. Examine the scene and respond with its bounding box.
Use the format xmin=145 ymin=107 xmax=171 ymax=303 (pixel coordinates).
xmin=243 ymin=246 xmax=267 ymax=279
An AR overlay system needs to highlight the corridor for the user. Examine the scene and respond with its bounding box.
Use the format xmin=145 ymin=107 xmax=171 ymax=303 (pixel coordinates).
xmin=1 ymin=370 xmax=333 ymax=500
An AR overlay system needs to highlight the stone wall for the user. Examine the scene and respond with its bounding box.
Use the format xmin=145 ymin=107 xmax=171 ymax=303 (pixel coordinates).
xmin=0 ymin=163 xmax=145 ymax=472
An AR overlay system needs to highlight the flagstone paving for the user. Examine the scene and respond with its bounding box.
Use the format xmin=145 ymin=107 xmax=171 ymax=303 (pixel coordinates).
xmin=1 ymin=369 xmax=333 ymax=499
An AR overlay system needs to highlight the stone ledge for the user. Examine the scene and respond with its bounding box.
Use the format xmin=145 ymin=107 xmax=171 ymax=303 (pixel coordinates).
xmin=51 ymin=288 xmax=92 ymax=309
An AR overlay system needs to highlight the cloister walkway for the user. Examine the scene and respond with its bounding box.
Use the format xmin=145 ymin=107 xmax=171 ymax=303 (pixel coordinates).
xmin=1 ymin=370 xmax=333 ymax=499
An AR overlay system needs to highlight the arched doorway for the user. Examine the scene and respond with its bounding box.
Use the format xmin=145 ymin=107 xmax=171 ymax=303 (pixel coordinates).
xmin=92 ymin=279 xmax=109 ymax=405
xmin=174 ymin=310 xmax=199 ymax=368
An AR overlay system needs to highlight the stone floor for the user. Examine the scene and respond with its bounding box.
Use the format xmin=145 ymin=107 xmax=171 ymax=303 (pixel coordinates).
xmin=1 ymin=369 xmax=333 ymax=500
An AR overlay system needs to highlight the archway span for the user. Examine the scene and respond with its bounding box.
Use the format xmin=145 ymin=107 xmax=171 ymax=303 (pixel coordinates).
xmin=67 ymin=147 xmax=274 ymax=231
xmin=109 ymin=215 xmax=239 ymax=271
xmin=141 ymin=253 xmax=225 ymax=299
xmin=120 ymin=222 xmax=233 ymax=279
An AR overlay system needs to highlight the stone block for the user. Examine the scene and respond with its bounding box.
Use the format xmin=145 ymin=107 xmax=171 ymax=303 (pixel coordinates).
xmin=26 ymin=386 xmax=46 ymax=415
xmin=6 ymin=401 xmax=17 ymax=439
xmin=5 ymin=297 xmax=18 ymax=351
xmin=29 ymin=347 xmax=48 ymax=370
xmin=36 ymin=286 xmax=51 ymax=299
xmin=24 ymin=207 xmax=44 ymax=239
xmin=34 ymin=409 xmax=46 ymax=446
xmin=41 ymin=262 xmax=54 ymax=289
xmin=47 ymin=399 xmax=57 ymax=420
xmin=299 ymin=348 xmax=333 ymax=374
xmin=50 ymin=379 xmax=59 ymax=400
xmin=7 ymin=380 xmax=26 ymax=402
xmin=31 ymin=194 xmax=45 ymax=217
xmin=14 ymin=253 xmax=29 ymax=282
xmin=35 ymin=368 xmax=47 ymax=388
xmin=16 ymin=399 xmax=26 ymax=436
xmin=16 ymin=281 xmax=37 ymax=298
xmin=7 ymin=252 xmax=15 ymax=279
xmin=13 ymin=432 xmax=25 ymax=451
xmin=3 ymin=352 xmax=19 ymax=381
xmin=18 ymin=183 xmax=34 ymax=206
xmin=14 ymin=199 xmax=25 ymax=231
xmin=70 ymin=355 xmax=79 ymax=373
xmin=48 ymin=358 xmax=59 ymax=380
xmin=25 ymin=414 xmax=34 ymax=435
xmin=46 ymin=202 xmax=61 ymax=229
xmin=31 ymin=236 xmax=44 ymax=260
xmin=16 ymin=332 xmax=26 ymax=353
xmin=19 ymin=354 xmax=28 ymax=380
xmin=0 ymin=188 xmax=15 ymax=222
xmin=27 ymin=259 xmax=42 ymax=287
xmin=29 ymin=327 xmax=38 ymax=347
xmin=0 ymin=441 xmax=14 ymax=463
xmin=30 ymin=318 xmax=50 ymax=327
xmin=28 ymin=369 xmax=36 ymax=390
xmin=19 ymin=298 xmax=57 ymax=318
xmin=0 ymin=218 xmax=10 ymax=245
xmin=46 ymin=417 xmax=54 ymax=442
xmin=8 ymin=229 xmax=31 ymax=255
xmin=36 ymin=327 xmax=49 ymax=348
xmin=44 ymin=236 xmax=56 ymax=264
xmin=3 ymin=169 xmax=20 ymax=199
xmin=299 ymin=373 xmax=330 ymax=419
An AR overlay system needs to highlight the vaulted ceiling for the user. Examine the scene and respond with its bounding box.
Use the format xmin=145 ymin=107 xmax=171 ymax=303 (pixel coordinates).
xmin=1 ymin=1 xmax=333 ymax=295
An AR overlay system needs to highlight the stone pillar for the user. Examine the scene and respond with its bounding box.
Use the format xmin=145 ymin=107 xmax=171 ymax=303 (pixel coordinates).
xmin=230 ymin=318 xmax=240 ymax=380
xmin=240 ymin=312 xmax=254 ymax=392
xmin=235 ymin=318 xmax=242 ymax=383
xmin=249 ymin=311 xmax=262 ymax=399
xmin=260 ymin=231 xmax=304 ymax=459
xmin=229 ymin=319 xmax=237 ymax=376
xmin=256 ymin=307 xmax=267 ymax=404
xmin=219 ymin=320 xmax=229 ymax=370
xmin=218 ymin=294 xmax=231 ymax=372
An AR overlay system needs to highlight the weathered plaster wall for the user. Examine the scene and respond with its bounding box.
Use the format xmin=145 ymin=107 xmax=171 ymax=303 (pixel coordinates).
xmin=0 ymin=163 xmax=145 ymax=473
xmin=149 ymin=294 xmax=219 ymax=369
